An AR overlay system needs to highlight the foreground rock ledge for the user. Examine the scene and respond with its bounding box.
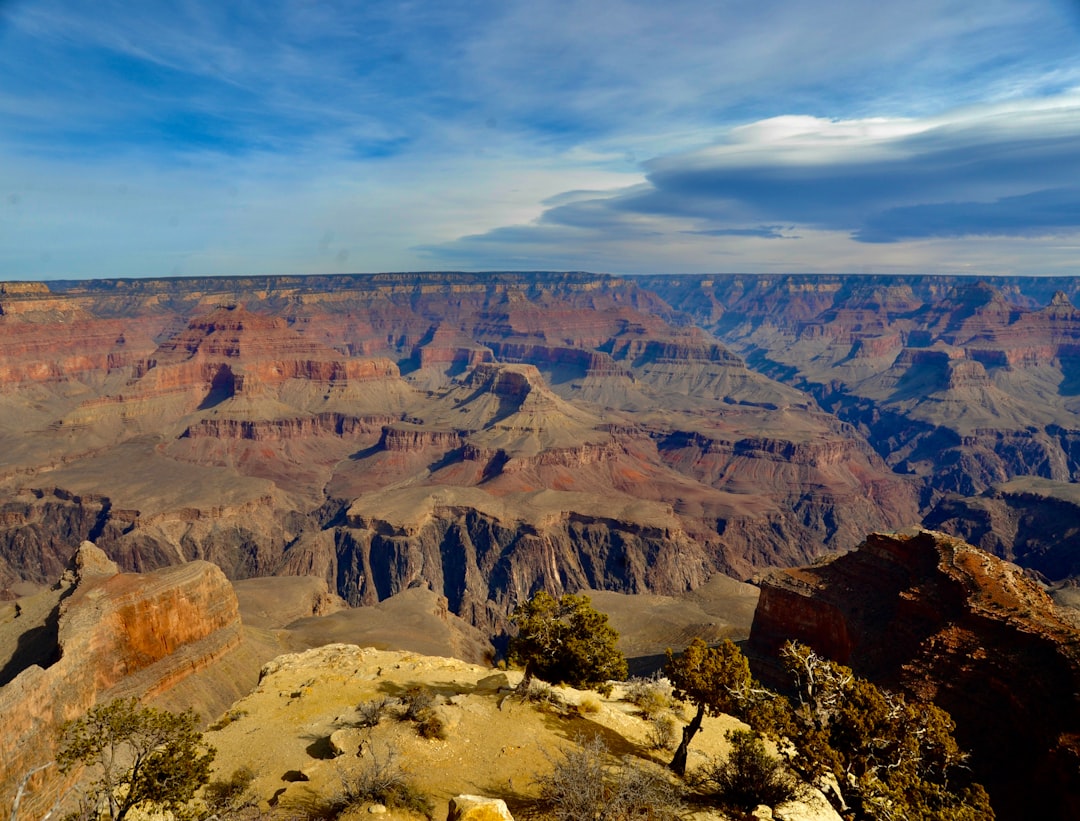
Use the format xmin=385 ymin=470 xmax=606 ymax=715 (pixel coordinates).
xmin=749 ymin=528 xmax=1080 ymax=821
xmin=448 ymin=795 xmax=515 ymax=821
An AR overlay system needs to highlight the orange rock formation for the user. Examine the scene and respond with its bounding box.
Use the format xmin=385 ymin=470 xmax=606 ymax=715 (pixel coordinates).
xmin=0 ymin=543 xmax=241 ymax=820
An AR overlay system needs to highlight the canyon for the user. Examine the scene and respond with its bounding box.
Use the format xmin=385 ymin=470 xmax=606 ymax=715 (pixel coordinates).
xmin=0 ymin=273 xmax=922 ymax=634
xmin=647 ymin=274 xmax=1080 ymax=581
xmin=4 ymin=271 xmax=1080 ymax=819
xmin=4 ymin=271 xmax=1080 ymax=616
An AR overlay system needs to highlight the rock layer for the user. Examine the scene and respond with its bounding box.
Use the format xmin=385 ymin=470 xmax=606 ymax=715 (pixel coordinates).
xmin=0 ymin=273 xmax=918 ymax=622
xmin=646 ymin=274 xmax=1080 ymax=505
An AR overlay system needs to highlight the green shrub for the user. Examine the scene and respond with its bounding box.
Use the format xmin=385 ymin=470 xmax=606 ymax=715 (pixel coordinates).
xmin=56 ymin=698 xmax=215 ymax=821
xmin=702 ymin=729 xmax=799 ymax=812
xmin=509 ymin=592 xmax=627 ymax=694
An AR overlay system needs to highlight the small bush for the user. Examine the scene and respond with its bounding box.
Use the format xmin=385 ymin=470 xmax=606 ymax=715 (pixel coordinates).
xmin=354 ymin=696 xmax=393 ymax=729
xmin=534 ymin=734 xmax=684 ymax=821
xmin=416 ymin=711 xmax=447 ymax=740
xmin=339 ymin=744 xmax=433 ymax=819
xmin=624 ymin=675 xmax=673 ymax=720
xmin=648 ymin=714 xmax=680 ymax=752
xmin=203 ymin=765 xmax=257 ymax=815
xmin=401 ymin=687 xmax=436 ymax=722
xmin=577 ymin=694 xmax=602 ymax=714
xmin=703 ymin=729 xmax=800 ymax=812
xmin=517 ymin=678 xmax=563 ymax=709
xmin=209 ymin=707 xmax=249 ymax=731
xmin=399 ymin=686 xmax=447 ymax=740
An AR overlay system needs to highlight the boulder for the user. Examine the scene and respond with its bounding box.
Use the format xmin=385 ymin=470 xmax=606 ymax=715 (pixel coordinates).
xmin=447 ymin=795 xmax=515 ymax=821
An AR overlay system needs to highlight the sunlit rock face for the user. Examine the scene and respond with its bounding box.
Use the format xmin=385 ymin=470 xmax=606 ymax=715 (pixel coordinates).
xmin=0 ymin=543 xmax=241 ymax=819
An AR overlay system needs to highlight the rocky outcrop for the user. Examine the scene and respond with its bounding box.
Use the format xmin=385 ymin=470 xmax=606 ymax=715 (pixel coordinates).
xmin=485 ymin=341 xmax=629 ymax=377
xmin=0 ymin=488 xmax=138 ymax=594
xmin=180 ymin=413 xmax=399 ymax=441
xmin=0 ymin=487 xmax=311 ymax=596
xmin=0 ymin=542 xmax=241 ymax=820
xmin=287 ymin=502 xmax=720 ymax=634
xmin=379 ymin=425 xmax=464 ymax=452
xmin=748 ymin=529 xmax=1080 ymax=820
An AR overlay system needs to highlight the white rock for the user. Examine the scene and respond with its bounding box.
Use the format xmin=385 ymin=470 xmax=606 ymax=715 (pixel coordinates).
xmin=447 ymin=794 xmax=515 ymax=820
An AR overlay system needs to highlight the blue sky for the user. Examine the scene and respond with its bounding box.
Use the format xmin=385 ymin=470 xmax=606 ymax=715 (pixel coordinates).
xmin=2 ymin=0 xmax=1080 ymax=279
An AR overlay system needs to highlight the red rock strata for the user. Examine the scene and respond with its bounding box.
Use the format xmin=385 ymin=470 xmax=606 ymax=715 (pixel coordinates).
xmin=0 ymin=273 xmax=917 ymax=622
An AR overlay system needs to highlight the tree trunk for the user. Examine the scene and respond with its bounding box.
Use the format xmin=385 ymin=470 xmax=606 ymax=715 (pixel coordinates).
xmin=669 ymin=703 xmax=705 ymax=776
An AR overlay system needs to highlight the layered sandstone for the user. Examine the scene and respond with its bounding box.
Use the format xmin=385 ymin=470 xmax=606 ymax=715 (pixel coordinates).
xmin=0 ymin=543 xmax=241 ymax=820
xmin=748 ymin=529 xmax=1080 ymax=820
xmin=923 ymin=477 xmax=1080 ymax=581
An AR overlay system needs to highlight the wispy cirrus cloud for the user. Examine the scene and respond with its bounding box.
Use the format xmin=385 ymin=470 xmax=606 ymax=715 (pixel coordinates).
xmin=2 ymin=1 xmax=1080 ymax=277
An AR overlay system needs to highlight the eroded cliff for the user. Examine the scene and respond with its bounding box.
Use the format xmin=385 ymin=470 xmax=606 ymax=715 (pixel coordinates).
xmin=0 ymin=273 xmax=917 ymax=622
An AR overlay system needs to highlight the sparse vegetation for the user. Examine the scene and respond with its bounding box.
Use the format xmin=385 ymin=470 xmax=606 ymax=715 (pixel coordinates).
xmin=509 ymin=591 xmax=628 ymax=694
xmin=209 ymin=707 xmax=249 ymax=731
xmin=700 ymin=729 xmax=800 ymax=812
xmin=55 ymin=698 xmax=215 ymax=821
xmin=400 ymin=686 xmax=447 ymax=740
xmin=577 ymin=693 xmax=602 ymax=714
xmin=532 ymin=734 xmax=685 ymax=821
xmin=354 ymin=696 xmax=393 ymax=729
xmin=623 ymin=674 xmax=674 ymax=720
xmin=202 ymin=765 xmax=258 ymax=817
xmin=515 ymin=677 xmax=564 ymax=710
xmin=647 ymin=714 xmax=680 ymax=752
xmin=337 ymin=744 xmax=434 ymax=819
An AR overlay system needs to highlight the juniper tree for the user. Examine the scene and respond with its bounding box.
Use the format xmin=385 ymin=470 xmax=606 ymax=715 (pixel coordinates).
xmin=509 ymin=591 xmax=627 ymax=694
xmin=56 ymin=698 xmax=214 ymax=821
